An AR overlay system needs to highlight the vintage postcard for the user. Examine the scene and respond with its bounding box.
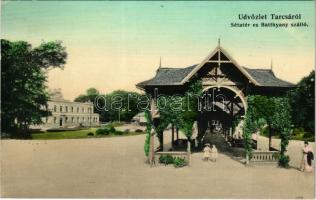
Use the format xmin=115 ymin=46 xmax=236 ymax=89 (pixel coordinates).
xmin=1 ymin=1 xmax=315 ymax=199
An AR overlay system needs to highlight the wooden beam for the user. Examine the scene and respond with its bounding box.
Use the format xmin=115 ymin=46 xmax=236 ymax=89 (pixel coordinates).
xmin=207 ymin=60 xmax=233 ymax=63
xmin=171 ymin=124 xmax=174 ymax=149
xmin=202 ymin=81 xmax=244 ymax=86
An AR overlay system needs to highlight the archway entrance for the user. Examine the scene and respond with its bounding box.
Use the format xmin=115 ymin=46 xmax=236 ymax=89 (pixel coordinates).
xmin=197 ymin=86 xmax=247 ymax=150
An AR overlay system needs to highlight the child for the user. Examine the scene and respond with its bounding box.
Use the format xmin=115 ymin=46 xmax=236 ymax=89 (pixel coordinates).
xmin=203 ymin=143 xmax=211 ymax=161
xmin=211 ymin=145 xmax=218 ymax=162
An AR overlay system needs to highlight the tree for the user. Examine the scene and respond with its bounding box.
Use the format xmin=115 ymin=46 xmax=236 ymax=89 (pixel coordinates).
xmin=243 ymin=95 xmax=292 ymax=167
xmin=178 ymin=78 xmax=202 ymax=153
xmin=74 ymin=87 xmax=100 ymax=102
xmin=243 ymin=95 xmax=275 ymax=149
xmin=49 ymin=88 xmax=64 ymax=100
xmin=271 ymin=97 xmax=291 ymax=168
xmin=1 ymin=39 xmax=67 ymax=138
xmin=154 ymin=78 xmax=202 ymax=152
xmin=102 ymin=90 xmax=141 ymax=122
xmin=288 ymin=70 xmax=315 ymax=133
xmin=75 ymin=89 xmax=142 ymax=122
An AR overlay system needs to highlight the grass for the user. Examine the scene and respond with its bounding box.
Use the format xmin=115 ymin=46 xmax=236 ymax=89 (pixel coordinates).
xmin=31 ymin=124 xmax=145 ymax=140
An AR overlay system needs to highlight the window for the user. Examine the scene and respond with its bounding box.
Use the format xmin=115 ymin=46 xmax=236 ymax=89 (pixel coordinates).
xmin=71 ymin=117 xmax=74 ymax=122
xmin=65 ymin=117 xmax=68 ymax=122
xmin=65 ymin=106 xmax=68 ymax=112
xmin=54 ymin=105 xmax=57 ymax=112
xmin=82 ymin=107 xmax=84 ymax=113
xmin=54 ymin=117 xmax=57 ymax=123
xmin=77 ymin=117 xmax=79 ymax=122
xmin=77 ymin=107 xmax=79 ymax=113
xmin=71 ymin=106 xmax=73 ymax=112
xmin=60 ymin=106 xmax=62 ymax=112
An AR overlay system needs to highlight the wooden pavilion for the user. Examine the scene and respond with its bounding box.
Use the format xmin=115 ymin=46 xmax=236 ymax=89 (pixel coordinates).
xmin=136 ymin=42 xmax=294 ymax=161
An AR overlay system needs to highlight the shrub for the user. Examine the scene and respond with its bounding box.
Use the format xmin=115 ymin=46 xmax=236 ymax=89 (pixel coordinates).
xmin=107 ymin=125 xmax=116 ymax=133
xmin=173 ymin=157 xmax=187 ymax=168
xmin=87 ymin=132 xmax=94 ymax=136
xmin=159 ymin=155 xmax=174 ymax=165
xmin=114 ymin=130 xmax=123 ymax=135
xmin=96 ymin=128 xmax=110 ymax=135
xmin=278 ymin=155 xmax=290 ymax=168
xmin=135 ymin=129 xmax=143 ymax=133
xmin=124 ymin=129 xmax=130 ymax=133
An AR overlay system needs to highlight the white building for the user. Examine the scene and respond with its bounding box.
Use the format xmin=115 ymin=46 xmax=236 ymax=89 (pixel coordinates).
xmin=131 ymin=112 xmax=146 ymax=126
xmin=38 ymin=99 xmax=100 ymax=129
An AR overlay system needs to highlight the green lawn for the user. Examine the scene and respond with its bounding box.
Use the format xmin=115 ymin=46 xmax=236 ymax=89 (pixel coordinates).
xmin=31 ymin=128 xmax=144 ymax=140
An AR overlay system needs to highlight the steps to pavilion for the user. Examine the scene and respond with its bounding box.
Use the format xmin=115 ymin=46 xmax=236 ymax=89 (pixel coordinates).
xmin=202 ymin=132 xmax=232 ymax=152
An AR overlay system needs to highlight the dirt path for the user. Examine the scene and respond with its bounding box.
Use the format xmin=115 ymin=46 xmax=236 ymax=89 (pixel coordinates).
xmin=1 ymin=134 xmax=314 ymax=198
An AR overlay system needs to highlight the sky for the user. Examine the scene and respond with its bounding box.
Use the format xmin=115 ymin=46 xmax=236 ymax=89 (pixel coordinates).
xmin=1 ymin=1 xmax=315 ymax=101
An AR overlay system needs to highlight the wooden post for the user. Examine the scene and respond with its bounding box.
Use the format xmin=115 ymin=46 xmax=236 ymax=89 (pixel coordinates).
xmin=268 ymin=125 xmax=272 ymax=151
xmin=149 ymin=98 xmax=159 ymax=166
xmin=171 ymin=124 xmax=174 ymax=149
xmin=187 ymin=138 xmax=191 ymax=166
xmin=159 ymin=130 xmax=164 ymax=151
xmin=230 ymin=99 xmax=234 ymax=141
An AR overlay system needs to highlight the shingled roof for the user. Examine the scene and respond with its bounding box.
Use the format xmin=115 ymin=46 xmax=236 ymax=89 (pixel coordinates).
xmin=136 ymin=65 xmax=197 ymax=87
xmin=244 ymin=67 xmax=294 ymax=87
xmin=136 ymin=65 xmax=294 ymax=89
xmin=136 ymin=45 xmax=295 ymax=89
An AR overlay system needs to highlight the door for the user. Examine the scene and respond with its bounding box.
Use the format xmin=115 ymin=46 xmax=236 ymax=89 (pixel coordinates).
xmin=59 ymin=118 xmax=63 ymax=127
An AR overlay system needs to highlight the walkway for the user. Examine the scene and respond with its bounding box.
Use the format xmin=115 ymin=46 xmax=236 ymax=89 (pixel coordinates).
xmin=1 ymin=133 xmax=314 ymax=198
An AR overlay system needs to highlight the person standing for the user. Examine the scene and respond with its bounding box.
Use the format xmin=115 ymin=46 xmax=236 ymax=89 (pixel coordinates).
xmin=301 ymin=141 xmax=314 ymax=172
xmin=203 ymin=143 xmax=211 ymax=161
xmin=211 ymin=144 xmax=218 ymax=162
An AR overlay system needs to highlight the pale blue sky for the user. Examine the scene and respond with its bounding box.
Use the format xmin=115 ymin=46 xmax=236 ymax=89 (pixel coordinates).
xmin=1 ymin=1 xmax=315 ymax=100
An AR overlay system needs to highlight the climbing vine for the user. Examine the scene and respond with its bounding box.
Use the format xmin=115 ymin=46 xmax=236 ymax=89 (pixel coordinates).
xmin=243 ymin=100 xmax=256 ymax=159
xmin=177 ymin=78 xmax=203 ymax=140
xmin=243 ymin=95 xmax=292 ymax=167
xmin=143 ymin=77 xmax=202 ymax=156
xmin=271 ymin=97 xmax=291 ymax=168
xmin=144 ymin=110 xmax=152 ymax=158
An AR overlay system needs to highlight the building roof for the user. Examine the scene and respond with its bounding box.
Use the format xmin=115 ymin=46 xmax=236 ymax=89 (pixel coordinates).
xmin=137 ymin=65 xmax=294 ymax=89
xmin=136 ymin=65 xmax=197 ymax=87
xmin=243 ymin=68 xmax=294 ymax=87
xmin=136 ymin=46 xmax=295 ymax=89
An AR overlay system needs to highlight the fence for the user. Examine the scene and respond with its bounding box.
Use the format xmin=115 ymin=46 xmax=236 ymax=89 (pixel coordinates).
xmin=250 ymin=151 xmax=279 ymax=163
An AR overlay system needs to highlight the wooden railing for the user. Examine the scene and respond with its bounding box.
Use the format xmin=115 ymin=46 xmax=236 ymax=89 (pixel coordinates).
xmin=154 ymin=151 xmax=190 ymax=165
xmin=250 ymin=151 xmax=279 ymax=162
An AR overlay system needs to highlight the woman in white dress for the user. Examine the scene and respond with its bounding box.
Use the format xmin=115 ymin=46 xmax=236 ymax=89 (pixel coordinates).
xmin=301 ymin=141 xmax=313 ymax=172
xmin=210 ymin=145 xmax=218 ymax=162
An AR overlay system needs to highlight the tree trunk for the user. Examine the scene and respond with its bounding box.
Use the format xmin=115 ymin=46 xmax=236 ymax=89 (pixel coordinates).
xmin=268 ymin=125 xmax=272 ymax=151
xmin=246 ymin=153 xmax=249 ymax=165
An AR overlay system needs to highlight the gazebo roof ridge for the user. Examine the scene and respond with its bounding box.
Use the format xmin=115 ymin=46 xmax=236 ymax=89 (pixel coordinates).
xmin=136 ymin=45 xmax=296 ymax=89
